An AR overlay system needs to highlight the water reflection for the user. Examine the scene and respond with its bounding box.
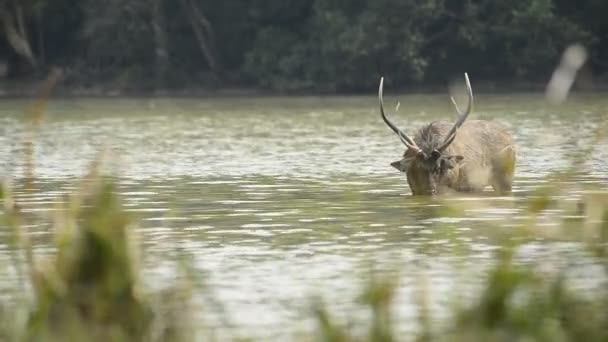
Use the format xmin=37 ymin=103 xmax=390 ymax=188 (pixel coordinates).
xmin=0 ymin=94 xmax=607 ymax=338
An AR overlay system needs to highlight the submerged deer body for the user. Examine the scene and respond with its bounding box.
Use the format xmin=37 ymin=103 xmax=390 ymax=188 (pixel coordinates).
xmin=379 ymin=73 xmax=516 ymax=196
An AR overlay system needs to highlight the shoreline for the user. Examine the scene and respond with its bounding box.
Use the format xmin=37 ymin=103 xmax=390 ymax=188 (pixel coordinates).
xmin=0 ymin=78 xmax=606 ymax=99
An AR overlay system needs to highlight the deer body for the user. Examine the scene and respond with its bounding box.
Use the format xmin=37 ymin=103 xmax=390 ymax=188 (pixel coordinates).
xmin=394 ymin=120 xmax=515 ymax=195
xmin=379 ymin=74 xmax=516 ymax=196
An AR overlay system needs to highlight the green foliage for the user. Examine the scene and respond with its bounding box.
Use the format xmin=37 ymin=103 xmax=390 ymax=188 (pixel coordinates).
xmin=0 ymin=0 xmax=604 ymax=91
xmin=5 ymin=180 xmax=149 ymax=341
xmin=310 ymin=196 xmax=608 ymax=342
xmin=0 ymin=176 xmax=198 ymax=341
xmin=245 ymin=0 xmax=440 ymax=91
xmin=244 ymin=0 xmax=592 ymax=90
xmin=79 ymin=0 xmax=155 ymax=86
xmin=3 ymin=174 xmax=608 ymax=340
xmin=473 ymin=0 xmax=589 ymax=79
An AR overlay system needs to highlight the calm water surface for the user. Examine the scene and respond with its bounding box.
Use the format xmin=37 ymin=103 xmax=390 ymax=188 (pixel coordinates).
xmin=1 ymin=93 xmax=608 ymax=339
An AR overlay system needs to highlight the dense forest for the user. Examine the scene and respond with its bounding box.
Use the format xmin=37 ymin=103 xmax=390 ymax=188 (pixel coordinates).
xmin=0 ymin=0 xmax=606 ymax=92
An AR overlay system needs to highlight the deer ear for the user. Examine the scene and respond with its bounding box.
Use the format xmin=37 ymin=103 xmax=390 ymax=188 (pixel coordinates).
xmin=391 ymin=160 xmax=405 ymax=172
xmin=453 ymin=155 xmax=464 ymax=163
xmin=391 ymin=158 xmax=412 ymax=172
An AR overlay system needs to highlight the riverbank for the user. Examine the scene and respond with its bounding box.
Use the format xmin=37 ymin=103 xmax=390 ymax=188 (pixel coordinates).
xmin=1 ymin=74 xmax=607 ymax=99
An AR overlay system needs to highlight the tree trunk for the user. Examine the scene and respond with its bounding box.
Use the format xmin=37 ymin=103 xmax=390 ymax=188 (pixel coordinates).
xmin=152 ymin=0 xmax=169 ymax=91
xmin=179 ymin=0 xmax=222 ymax=80
xmin=36 ymin=9 xmax=44 ymax=66
xmin=0 ymin=4 xmax=36 ymax=67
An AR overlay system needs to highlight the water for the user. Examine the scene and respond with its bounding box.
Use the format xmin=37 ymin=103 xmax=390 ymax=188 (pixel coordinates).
xmin=1 ymin=93 xmax=608 ymax=339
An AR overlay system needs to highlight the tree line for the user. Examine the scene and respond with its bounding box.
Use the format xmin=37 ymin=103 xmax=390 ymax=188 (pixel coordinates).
xmin=0 ymin=0 xmax=606 ymax=92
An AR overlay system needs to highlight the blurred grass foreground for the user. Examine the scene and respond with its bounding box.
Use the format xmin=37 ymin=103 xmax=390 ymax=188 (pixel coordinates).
xmin=2 ymin=170 xmax=608 ymax=341
xmin=1 ymin=65 xmax=608 ymax=341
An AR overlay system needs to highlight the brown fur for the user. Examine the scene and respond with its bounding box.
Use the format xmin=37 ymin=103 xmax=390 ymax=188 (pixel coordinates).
xmin=392 ymin=120 xmax=516 ymax=195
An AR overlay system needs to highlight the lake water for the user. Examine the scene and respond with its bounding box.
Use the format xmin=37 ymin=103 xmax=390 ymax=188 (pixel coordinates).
xmin=1 ymin=92 xmax=607 ymax=339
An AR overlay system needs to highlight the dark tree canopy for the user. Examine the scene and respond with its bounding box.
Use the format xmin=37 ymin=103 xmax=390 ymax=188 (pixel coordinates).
xmin=0 ymin=0 xmax=604 ymax=92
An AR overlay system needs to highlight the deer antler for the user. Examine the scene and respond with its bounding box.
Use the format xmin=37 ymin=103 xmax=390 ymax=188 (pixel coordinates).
xmin=378 ymin=77 xmax=422 ymax=153
xmin=437 ymin=73 xmax=473 ymax=152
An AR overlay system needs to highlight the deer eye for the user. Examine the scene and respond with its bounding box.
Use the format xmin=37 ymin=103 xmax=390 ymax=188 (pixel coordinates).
xmin=439 ymin=159 xmax=451 ymax=172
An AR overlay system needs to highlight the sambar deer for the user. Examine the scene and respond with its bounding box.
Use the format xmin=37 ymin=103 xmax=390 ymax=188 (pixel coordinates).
xmin=379 ymin=73 xmax=516 ymax=196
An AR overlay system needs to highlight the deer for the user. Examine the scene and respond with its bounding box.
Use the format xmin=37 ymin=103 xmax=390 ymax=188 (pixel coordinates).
xmin=379 ymin=73 xmax=516 ymax=196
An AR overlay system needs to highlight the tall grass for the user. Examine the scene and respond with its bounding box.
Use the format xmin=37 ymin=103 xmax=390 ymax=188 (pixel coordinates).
xmin=309 ymin=190 xmax=608 ymax=342
xmin=4 ymin=155 xmax=596 ymax=342
xmin=0 ymin=70 xmax=190 ymax=341
xmin=1 ymin=176 xmax=189 ymax=341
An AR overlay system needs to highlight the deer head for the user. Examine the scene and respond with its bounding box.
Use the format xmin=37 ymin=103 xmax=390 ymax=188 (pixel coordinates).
xmin=379 ymin=73 xmax=474 ymax=194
